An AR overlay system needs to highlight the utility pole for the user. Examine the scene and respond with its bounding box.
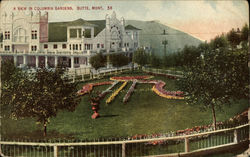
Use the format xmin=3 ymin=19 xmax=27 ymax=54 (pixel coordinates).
xmin=162 ymin=29 xmax=168 ymax=56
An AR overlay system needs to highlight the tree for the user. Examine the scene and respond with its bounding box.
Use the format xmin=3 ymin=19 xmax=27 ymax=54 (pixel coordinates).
xmin=240 ymin=24 xmax=249 ymax=42
xmin=178 ymin=48 xmax=248 ymax=130
xmin=1 ymin=65 xmax=81 ymax=136
xmin=181 ymin=45 xmax=200 ymax=67
xmin=133 ymin=48 xmax=148 ymax=66
xmin=110 ymin=53 xmax=129 ymax=67
xmin=89 ymin=52 xmax=107 ymax=70
xmin=149 ymin=53 xmax=161 ymax=68
xmin=227 ymin=28 xmax=241 ymax=49
xmin=210 ymin=34 xmax=229 ymax=51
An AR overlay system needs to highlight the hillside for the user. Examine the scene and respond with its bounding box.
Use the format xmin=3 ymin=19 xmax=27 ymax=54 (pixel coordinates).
xmin=126 ymin=20 xmax=203 ymax=56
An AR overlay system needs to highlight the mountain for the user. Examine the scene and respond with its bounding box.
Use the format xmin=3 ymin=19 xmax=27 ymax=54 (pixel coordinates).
xmin=126 ymin=20 xmax=203 ymax=56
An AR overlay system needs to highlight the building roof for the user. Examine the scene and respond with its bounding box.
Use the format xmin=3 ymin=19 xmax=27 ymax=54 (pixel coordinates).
xmin=48 ymin=19 xmax=140 ymax=42
xmin=66 ymin=18 xmax=97 ymax=27
xmin=125 ymin=25 xmax=141 ymax=30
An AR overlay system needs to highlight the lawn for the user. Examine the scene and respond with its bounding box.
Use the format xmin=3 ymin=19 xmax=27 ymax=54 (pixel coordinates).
xmin=1 ymin=71 xmax=248 ymax=140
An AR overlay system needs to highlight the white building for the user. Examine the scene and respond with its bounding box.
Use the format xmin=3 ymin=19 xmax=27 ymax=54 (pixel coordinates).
xmin=0 ymin=11 xmax=141 ymax=69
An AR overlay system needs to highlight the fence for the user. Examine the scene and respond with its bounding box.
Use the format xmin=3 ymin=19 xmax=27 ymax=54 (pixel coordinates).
xmin=142 ymin=67 xmax=183 ymax=78
xmin=64 ymin=66 xmax=140 ymax=83
xmin=0 ymin=123 xmax=248 ymax=157
xmin=64 ymin=66 xmax=184 ymax=83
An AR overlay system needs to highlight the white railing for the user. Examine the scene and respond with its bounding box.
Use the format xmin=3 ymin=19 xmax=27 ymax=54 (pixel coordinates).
xmin=0 ymin=123 xmax=248 ymax=157
xmin=142 ymin=67 xmax=184 ymax=78
xmin=65 ymin=64 xmax=140 ymax=83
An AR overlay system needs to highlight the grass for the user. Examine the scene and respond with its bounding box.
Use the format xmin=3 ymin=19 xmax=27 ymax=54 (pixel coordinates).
xmin=1 ymin=71 xmax=249 ymax=140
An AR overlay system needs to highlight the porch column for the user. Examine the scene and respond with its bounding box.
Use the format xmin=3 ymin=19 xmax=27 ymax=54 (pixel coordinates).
xmin=23 ymin=55 xmax=27 ymax=65
xmin=71 ymin=56 xmax=74 ymax=68
xmin=14 ymin=55 xmax=17 ymax=66
xmin=55 ymin=56 xmax=58 ymax=67
xmin=35 ymin=56 xmax=39 ymax=68
xmin=87 ymin=57 xmax=90 ymax=66
xmin=107 ymin=55 xmax=110 ymax=68
xmin=45 ymin=56 xmax=48 ymax=68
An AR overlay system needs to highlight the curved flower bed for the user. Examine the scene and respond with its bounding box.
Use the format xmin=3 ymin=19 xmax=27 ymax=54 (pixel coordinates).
xmin=138 ymin=80 xmax=184 ymax=100
xmin=123 ymin=80 xmax=137 ymax=103
xmin=106 ymin=81 xmax=128 ymax=104
xmin=77 ymin=81 xmax=113 ymax=96
xmin=110 ymin=75 xmax=153 ymax=81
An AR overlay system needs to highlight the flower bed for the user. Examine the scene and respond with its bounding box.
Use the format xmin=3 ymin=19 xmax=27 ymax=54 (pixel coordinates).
xmin=123 ymin=80 xmax=137 ymax=103
xmin=138 ymin=80 xmax=184 ymax=100
xmin=99 ymin=81 xmax=119 ymax=98
xmin=128 ymin=108 xmax=249 ymax=145
xmin=106 ymin=81 xmax=128 ymax=104
xmin=110 ymin=75 xmax=153 ymax=81
xmin=77 ymin=81 xmax=113 ymax=96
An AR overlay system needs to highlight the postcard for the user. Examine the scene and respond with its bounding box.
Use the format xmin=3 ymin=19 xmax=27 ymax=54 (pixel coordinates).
xmin=0 ymin=0 xmax=249 ymax=156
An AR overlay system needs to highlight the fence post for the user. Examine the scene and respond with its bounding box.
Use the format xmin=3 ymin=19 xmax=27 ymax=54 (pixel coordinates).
xmin=73 ymin=75 xmax=75 ymax=83
xmin=54 ymin=145 xmax=58 ymax=157
xmin=185 ymin=137 xmax=190 ymax=152
xmin=122 ymin=143 xmax=126 ymax=157
xmin=234 ymin=129 xmax=239 ymax=143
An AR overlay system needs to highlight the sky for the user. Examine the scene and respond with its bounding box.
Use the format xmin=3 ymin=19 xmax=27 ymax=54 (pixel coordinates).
xmin=0 ymin=0 xmax=249 ymax=41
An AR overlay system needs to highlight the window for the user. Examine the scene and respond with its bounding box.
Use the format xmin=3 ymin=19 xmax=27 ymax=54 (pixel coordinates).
xmin=97 ymin=43 xmax=100 ymax=48
xmin=70 ymin=44 xmax=72 ymax=50
xmin=53 ymin=44 xmax=57 ymax=49
xmin=70 ymin=29 xmax=77 ymax=38
xmin=101 ymin=44 xmax=104 ymax=48
xmin=31 ymin=30 xmax=37 ymax=39
xmin=31 ymin=45 xmax=37 ymax=51
xmin=44 ymin=44 xmax=48 ymax=49
xmin=76 ymin=44 xmax=78 ymax=50
xmin=5 ymin=31 xmax=10 ymax=40
xmin=84 ymin=29 xmax=91 ymax=38
xmin=74 ymin=57 xmax=79 ymax=64
xmin=79 ymin=44 xmax=82 ymax=50
xmin=85 ymin=44 xmax=92 ymax=50
xmin=73 ymin=44 xmax=75 ymax=50
xmin=4 ymin=45 xmax=10 ymax=51
xmin=62 ymin=44 xmax=67 ymax=49
xmin=127 ymin=43 xmax=129 ymax=47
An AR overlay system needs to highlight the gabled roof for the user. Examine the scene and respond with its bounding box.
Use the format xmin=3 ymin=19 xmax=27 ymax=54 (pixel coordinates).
xmin=125 ymin=25 xmax=141 ymax=30
xmin=87 ymin=20 xmax=106 ymax=36
xmin=67 ymin=18 xmax=97 ymax=27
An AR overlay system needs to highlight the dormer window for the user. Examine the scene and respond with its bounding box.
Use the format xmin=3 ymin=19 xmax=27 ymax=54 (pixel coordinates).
xmin=31 ymin=30 xmax=37 ymax=39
